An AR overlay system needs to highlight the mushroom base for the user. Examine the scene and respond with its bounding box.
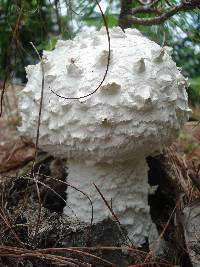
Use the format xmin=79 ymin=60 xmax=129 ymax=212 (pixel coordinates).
xmin=64 ymin=158 xmax=158 ymax=245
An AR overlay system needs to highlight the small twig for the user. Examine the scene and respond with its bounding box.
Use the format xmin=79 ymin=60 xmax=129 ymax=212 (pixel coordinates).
xmin=45 ymin=175 xmax=94 ymax=226
xmin=0 ymin=208 xmax=25 ymax=248
xmin=128 ymin=262 xmax=171 ymax=267
xmin=36 ymin=247 xmax=117 ymax=267
xmin=4 ymin=140 xmax=24 ymax=163
xmin=93 ymin=183 xmax=135 ymax=248
xmin=30 ymin=173 xmax=94 ymax=226
xmin=1 ymin=250 xmax=84 ymax=267
xmin=29 ymin=42 xmax=45 ymax=174
xmin=67 ymin=245 xmax=171 ymax=264
xmin=22 ymin=175 xmax=79 ymax=222
xmin=31 ymin=170 xmax=42 ymax=247
xmin=144 ymin=199 xmax=181 ymax=262
xmin=0 ymin=173 xmax=93 ymax=225
xmin=0 ymin=74 xmax=8 ymax=117
xmin=189 ymin=170 xmax=200 ymax=192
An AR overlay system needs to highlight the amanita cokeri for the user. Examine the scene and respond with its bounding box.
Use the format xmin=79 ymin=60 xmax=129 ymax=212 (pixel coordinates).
xmin=18 ymin=27 xmax=190 ymax=245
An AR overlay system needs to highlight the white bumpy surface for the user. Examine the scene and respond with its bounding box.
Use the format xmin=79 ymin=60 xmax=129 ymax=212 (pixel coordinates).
xmin=66 ymin=158 xmax=159 ymax=245
xmin=18 ymin=27 xmax=190 ymax=245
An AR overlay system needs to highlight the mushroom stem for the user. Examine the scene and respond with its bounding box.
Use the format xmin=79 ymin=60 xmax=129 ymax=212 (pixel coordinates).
xmin=64 ymin=158 xmax=158 ymax=245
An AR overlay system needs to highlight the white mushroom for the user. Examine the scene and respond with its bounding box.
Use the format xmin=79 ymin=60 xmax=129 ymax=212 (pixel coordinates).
xmin=18 ymin=27 xmax=191 ymax=246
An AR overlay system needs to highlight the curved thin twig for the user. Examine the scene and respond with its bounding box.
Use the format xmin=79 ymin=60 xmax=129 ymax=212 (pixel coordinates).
xmin=50 ymin=0 xmax=111 ymax=100
xmin=36 ymin=247 xmax=117 ymax=267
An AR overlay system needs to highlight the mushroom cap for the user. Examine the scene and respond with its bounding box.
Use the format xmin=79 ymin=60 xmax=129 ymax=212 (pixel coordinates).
xmin=18 ymin=27 xmax=190 ymax=162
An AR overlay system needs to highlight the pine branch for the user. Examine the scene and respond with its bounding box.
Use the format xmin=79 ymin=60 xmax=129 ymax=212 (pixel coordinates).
xmin=123 ymin=0 xmax=200 ymax=26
